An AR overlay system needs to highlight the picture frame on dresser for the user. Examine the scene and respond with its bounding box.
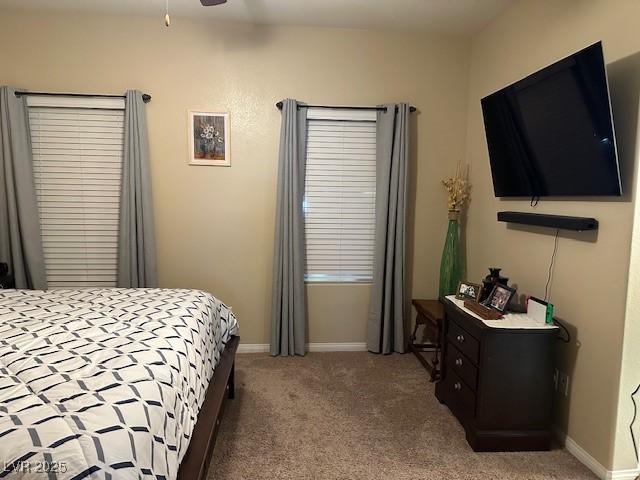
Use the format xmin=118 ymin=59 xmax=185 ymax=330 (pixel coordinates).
xmin=484 ymin=284 xmax=516 ymax=312
xmin=455 ymin=281 xmax=482 ymax=302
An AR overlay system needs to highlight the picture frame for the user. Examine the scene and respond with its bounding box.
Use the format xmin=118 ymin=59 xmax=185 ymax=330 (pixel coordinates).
xmin=188 ymin=110 xmax=230 ymax=166
xmin=455 ymin=281 xmax=482 ymax=302
xmin=485 ymin=284 xmax=516 ymax=313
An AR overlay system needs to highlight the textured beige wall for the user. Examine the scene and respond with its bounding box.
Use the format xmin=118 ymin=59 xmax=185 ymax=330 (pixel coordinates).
xmin=0 ymin=10 xmax=470 ymax=345
xmin=465 ymin=0 xmax=640 ymax=470
xmin=609 ymin=54 xmax=640 ymax=471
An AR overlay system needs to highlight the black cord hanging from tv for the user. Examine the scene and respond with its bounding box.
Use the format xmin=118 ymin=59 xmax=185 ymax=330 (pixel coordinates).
xmin=544 ymin=229 xmax=560 ymax=302
xmin=630 ymin=384 xmax=640 ymax=463
xmin=552 ymin=318 xmax=570 ymax=343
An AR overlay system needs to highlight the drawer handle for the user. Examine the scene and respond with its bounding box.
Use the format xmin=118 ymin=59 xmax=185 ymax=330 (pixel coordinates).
xmin=455 ymin=358 xmax=463 ymax=367
xmin=456 ymin=334 xmax=465 ymax=343
xmin=454 ymin=382 xmax=462 ymax=391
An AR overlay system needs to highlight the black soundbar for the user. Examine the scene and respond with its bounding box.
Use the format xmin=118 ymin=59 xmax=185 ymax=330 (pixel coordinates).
xmin=497 ymin=211 xmax=598 ymax=231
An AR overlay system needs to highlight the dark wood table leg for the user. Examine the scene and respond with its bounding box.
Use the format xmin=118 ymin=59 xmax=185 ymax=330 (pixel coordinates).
xmin=409 ymin=299 xmax=445 ymax=382
xmin=430 ymin=343 xmax=440 ymax=382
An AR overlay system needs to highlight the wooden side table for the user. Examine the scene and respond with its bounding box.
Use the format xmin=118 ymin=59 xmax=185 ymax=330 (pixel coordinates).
xmin=409 ymin=299 xmax=444 ymax=382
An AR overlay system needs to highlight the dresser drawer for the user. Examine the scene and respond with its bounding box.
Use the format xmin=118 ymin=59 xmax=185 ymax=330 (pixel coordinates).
xmin=447 ymin=319 xmax=480 ymax=364
xmin=443 ymin=368 xmax=476 ymax=421
xmin=447 ymin=342 xmax=478 ymax=391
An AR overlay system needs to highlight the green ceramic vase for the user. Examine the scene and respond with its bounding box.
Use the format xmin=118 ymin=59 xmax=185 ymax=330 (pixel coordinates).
xmin=439 ymin=211 xmax=462 ymax=299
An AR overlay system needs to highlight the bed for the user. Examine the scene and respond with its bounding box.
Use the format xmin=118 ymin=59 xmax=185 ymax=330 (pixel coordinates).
xmin=0 ymin=288 xmax=239 ymax=480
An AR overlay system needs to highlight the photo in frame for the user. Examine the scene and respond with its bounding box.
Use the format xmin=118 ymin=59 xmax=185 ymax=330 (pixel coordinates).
xmin=188 ymin=111 xmax=230 ymax=166
xmin=484 ymin=284 xmax=516 ymax=312
xmin=455 ymin=281 xmax=482 ymax=302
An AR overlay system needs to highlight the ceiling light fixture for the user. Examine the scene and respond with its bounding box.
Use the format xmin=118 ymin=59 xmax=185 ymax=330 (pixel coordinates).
xmin=164 ymin=0 xmax=228 ymax=26
xmin=164 ymin=0 xmax=171 ymax=27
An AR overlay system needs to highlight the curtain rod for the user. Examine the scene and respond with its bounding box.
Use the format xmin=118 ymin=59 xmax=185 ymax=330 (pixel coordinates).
xmin=14 ymin=91 xmax=152 ymax=103
xmin=275 ymin=101 xmax=416 ymax=113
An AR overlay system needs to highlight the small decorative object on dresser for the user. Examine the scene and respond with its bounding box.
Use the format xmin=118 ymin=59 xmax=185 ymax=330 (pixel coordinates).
xmin=463 ymin=300 xmax=503 ymax=320
xmin=188 ymin=110 xmax=230 ymax=166
xmin=455 ymin=281 xmax=481 ymax=302
xmin=479 ymin=267 xmax=509 ymax=302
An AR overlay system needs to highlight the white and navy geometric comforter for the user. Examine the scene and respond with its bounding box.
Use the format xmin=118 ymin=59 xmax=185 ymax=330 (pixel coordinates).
xmin=0 ymin=288 xmax=238 ymax=480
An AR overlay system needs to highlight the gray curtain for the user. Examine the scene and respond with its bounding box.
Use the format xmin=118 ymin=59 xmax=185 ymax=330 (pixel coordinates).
xmin=0 ymin=86 xmax=47 ymax=290
xmin=117 ymin=90 xmax=157 ymax=288
xmin=270 ymin=99 xmax=308 ymax=356
xmin=367 ymin=103 xmax=410 ymax=354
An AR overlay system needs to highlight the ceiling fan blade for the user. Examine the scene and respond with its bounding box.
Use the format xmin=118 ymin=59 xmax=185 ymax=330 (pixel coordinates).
xmin=200 ymin=0 xmax=227 ymax=5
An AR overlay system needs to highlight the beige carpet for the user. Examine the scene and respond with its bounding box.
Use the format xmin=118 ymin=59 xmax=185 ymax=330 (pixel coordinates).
xmin=210 ymin=352 xmax=596 ymax=479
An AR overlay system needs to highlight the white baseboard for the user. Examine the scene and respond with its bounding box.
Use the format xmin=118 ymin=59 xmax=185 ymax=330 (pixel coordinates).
xmin=609 ymin=469 xmax=640 ymax=480
xmin=555 ymin=428 xmax=640 ymax=480
xmin=307 ymin=342 xmax=367 ymax=352
xmin=237 ymin=343 xmax=270 ymax=353
xmin=561 ymin=432 xmax=608 ymax=479
xmin=237 ymin=342 xmax=368 ymax=354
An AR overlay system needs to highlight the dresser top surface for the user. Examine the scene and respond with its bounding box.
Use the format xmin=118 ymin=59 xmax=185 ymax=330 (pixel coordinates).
xmin=444 ymin=296 xmax=558 ymax=331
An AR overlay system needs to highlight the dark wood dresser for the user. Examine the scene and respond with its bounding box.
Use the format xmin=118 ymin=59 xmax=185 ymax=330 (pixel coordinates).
xmin=435 ymin=297 xmax=557 ymax=451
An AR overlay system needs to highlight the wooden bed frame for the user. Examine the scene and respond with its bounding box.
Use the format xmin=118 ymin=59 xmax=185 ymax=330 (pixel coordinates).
xmin=177 ymin=335 xmax=240 ymax=480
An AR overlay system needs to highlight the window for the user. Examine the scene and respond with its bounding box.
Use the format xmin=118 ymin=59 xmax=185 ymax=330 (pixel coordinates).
xmin=304 ymin=109 xmax=377 ymax=283
xmin=27 ymin=96 xmax=125 ymax=288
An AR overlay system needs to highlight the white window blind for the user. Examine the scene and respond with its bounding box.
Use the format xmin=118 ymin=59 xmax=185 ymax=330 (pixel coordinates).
xmin=304 ymin=109 xmax=377 ymax=283
xmin=28 ymin=98 xmax=125 ymax=288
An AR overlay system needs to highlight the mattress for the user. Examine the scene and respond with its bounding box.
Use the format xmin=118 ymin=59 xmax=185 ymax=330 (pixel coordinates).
xmin=0 ymin=288 xmax=238 ymax=479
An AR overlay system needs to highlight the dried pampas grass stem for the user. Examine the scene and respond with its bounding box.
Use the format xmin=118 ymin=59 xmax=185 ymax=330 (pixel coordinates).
xmin=442 ymin=165 xmax=470 ymax=212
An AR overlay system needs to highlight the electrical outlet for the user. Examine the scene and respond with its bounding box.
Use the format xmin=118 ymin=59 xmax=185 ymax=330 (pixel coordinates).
xmin=558 ymin=372 xmax=570 ymax=397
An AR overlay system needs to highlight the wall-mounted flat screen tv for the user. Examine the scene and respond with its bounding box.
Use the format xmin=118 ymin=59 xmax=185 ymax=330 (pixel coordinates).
xmin=481 ymin=42 xmax=621 ymax=197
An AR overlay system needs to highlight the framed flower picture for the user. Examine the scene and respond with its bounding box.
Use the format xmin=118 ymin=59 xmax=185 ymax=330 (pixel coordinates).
xmin=188 ymin=111 xmax=230 ymax=166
